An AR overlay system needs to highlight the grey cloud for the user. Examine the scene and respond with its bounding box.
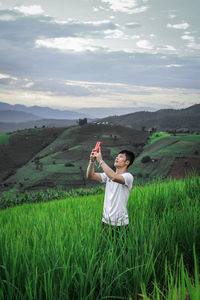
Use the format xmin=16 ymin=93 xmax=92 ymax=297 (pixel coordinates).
xmin=0 ymin=9 xmax=117 ymax=44
xmin=0 ymin=78 xmax=12 ymax=85
xmin=125 ymin=22 xmax=141 ymax=29
xmin=129 ymin=91 xmax=152 ymax=95
xmin=1 ymin=43 xmax=200 ymax=95
xmin=24 ymin=79 xmax=92 ymax=97
xmin=0 ymin=8 xmax=200 ymax=97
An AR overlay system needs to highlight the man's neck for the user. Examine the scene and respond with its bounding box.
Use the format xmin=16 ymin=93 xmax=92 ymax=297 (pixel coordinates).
xmin=116 ymin=167 xmax=127 ymax=174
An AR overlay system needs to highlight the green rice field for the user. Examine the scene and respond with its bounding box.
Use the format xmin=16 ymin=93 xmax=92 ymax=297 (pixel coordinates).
xmin=0 ymin=175 xmax=200 ymax=299
xmin=0 ymin=134 xmax=12 ymax=145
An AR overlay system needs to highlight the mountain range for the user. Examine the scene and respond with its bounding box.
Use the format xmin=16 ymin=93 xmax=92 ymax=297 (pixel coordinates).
xmin=0 ymin=102 xmax=90 ymax=121
xmin=101 ymin=104 xmax=200 ymax=131
xmin=0 ymin=101 xmax=200 ymax=134
xmin=0 ymin=101 xmax=157 ymax=120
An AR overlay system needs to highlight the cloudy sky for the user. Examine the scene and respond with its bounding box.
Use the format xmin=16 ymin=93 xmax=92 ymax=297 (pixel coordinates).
xmin=0 ymin=0 xmax=200 ymax=111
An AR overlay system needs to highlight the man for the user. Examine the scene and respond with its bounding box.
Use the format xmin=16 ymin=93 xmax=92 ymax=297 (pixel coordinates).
xmin=86 ymin=147 xmax=135 ymax=234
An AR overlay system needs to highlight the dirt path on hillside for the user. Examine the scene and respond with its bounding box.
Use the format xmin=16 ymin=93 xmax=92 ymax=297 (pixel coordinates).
xmin=167 ymin=157 xmax=200 ymax=179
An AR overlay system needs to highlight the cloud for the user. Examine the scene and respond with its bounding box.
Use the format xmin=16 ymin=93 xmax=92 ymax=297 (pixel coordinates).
xmin=165 ymin=64 xmax=182 ymax=68
xmin=125 ymin=22 xmax=141 ymax=29
xmin=0 ymin=73 xmax=17 ymax=80
xmin=66 ymin=80 xmax=154 ymax=97
xmin=93 ymin=7 xmax=99 ymax=12
xmin=136 ymin=40 xmax=154 ymax=50
xmin=23 ymin=82 xmax=34 ymax=88
xmin=157 ymin=45 xmax=176 ymax=52
xmin=187 ymin=42 xmax=200 ymax=50
xmin=104 ymin=29 xmax=125 ymax=39
xmin=101 ymin=0 xmax=138 ymax=12
xmin=36 ymin=37 xmax=102 ymax=52
xmin=130 ymin=6 xmax=149 ymax=13
xmin=181 ymin=35 xmax=194 ymax=41
xmin=14 ymin=5 xmax=45 ymax=16
xmin=168 ymin=14 xmax=176 ymax=19
xmin=0 ymin=5 xmax=200 ymax=99
xmin=0 ymin=9 xmax=118 ymax=43
xmin=32 ymin=80 xmax=92 ymax=97
xmin=0 ymin=13 xmax=16 ymax=21
xmin=100 ymin=0 xmax=149 ymax=14
xmin=167 ymin=22 xmax=189 ymax=30
xmin=0 ymin=73 xmax=18 ymax=88
xmin=181 ymin=35 xmax=200 ymax=51
xmin=130 ymin=34 xmax=140 ymax=40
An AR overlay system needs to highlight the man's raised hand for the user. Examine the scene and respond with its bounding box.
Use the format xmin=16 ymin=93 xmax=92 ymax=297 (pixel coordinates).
xmin=96 ymin=147 xmax=103 ymax=163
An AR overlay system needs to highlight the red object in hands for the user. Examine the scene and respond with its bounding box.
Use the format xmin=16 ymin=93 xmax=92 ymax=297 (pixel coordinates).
xmin=92 ymin=141 xmax=101 ymax=155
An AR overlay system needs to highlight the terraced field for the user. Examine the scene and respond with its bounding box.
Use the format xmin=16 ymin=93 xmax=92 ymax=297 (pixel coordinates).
xmin=1 ymin=124 xmax=149 ymax=191
xmin=132 ymin=133 xmax=200 ymax=183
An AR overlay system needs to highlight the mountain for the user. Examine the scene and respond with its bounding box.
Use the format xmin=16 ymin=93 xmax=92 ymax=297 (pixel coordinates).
xmin=75 ymin=106 xmax=156 ymax=118
xmin=99 ymin=104 xmax=200 ymax=131
xmin=0 ymin=119 xmax=77 ymax=134
xmin=0 ymin=102 xmax=91 ymax=120
xmin=0 ymin=110 xmax=42 ymax=123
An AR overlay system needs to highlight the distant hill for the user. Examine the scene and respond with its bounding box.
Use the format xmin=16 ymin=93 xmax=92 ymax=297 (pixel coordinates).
xmin=100 ymin=104 xmax=200 ymax=131
xmin=76 ymin=106 xmax=156 ymax=118
xmin=0 ymin=101 xmax=91 ymax=120
xmin=0 ymin=124 xmax=150 ymax=191
xmin=0 ymin=119 xmax=77 ymax=134
xmin=0 ymin=110 xmax=42 ymax=123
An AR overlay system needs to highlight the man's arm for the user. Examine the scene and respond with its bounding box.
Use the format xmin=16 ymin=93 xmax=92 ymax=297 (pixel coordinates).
xmin=96 ymin=149 xmax=125 ymax=185
xmin=86 ymin=152 xmax=102 ymax=182
xmin=98 ymin=160 xmax=125 ymax=184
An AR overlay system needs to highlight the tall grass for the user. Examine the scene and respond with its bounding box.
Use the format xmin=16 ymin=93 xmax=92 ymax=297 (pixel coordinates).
xmin=0 ymin=186 xmax=105 ymax=209
xmin=0 ymin=175 xmax=200 ymax=299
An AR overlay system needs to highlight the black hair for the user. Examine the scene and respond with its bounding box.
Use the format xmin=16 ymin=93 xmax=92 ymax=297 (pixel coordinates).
xmin=118 ymin=150 xmax=135 ymax=168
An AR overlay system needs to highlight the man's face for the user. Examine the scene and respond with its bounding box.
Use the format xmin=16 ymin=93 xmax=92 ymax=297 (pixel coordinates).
xmin=114 ymin=153 xmax=129 ymax=168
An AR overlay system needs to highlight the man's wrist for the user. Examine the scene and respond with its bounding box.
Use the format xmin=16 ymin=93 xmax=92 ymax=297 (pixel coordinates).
xmin=99 ymin=160 xmax=104 ymax=166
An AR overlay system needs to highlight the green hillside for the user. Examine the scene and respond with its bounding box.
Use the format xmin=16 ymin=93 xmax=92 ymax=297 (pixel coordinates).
xmin=0 ymin=133 xmax=12 ymax=145
xmin=0 ymin=127 xmax=66 ymax=184
xmin=1 ymin=123 xmax=149 ymax=191
xmin=1 ymin=126 xmax=200 ymax=191
xmin=132 ymin=132 xmax=200 ymax=183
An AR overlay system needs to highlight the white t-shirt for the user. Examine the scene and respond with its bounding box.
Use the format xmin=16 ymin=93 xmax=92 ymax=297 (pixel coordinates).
xmin=100 ymin=172 xmax=134 ymax=226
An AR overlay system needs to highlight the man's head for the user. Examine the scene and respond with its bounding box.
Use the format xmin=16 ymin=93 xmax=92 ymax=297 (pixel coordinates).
xmin=114 ymin=150 xmax=135 ymax=169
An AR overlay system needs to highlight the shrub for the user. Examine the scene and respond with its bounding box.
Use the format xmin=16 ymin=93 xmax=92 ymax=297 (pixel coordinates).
xmin=184 ymin=160 xmax=189 ymax=167
xmin=64 ymin=163 xmax=74 ymax=167
xmin=141 ymin=155 xmax=151 ymax=163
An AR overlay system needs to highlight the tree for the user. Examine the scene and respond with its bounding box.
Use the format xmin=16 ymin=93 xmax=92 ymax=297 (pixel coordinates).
xmin=141 ymin=126 xmax=146 ymax=131
xmin=141 ymin=156 xmax=151 ymax=163
xmin=79 ymin=118 xmax=87 ymax=126
xmin=79 ymin=166 xmax=86 ymax=185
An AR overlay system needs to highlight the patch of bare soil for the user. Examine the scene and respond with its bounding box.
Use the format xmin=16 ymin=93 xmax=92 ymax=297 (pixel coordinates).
xmin=167 ymin=157 xmax=200 ymax=179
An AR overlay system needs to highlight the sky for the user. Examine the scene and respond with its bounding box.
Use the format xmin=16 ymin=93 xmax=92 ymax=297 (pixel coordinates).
xmin=0 ymin=0 xmax=200 ymax=111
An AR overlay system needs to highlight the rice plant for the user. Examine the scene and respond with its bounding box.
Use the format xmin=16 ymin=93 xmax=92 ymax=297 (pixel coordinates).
xmin=0 ymin=175 xmax=199 ymax=299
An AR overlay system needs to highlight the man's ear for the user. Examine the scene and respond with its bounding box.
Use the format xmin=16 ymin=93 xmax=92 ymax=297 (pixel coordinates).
xmin=125 ymin=160 xmax=130 ymax=167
